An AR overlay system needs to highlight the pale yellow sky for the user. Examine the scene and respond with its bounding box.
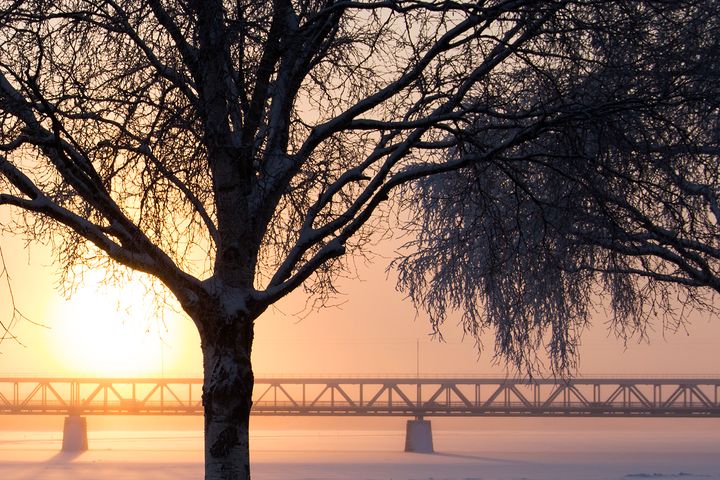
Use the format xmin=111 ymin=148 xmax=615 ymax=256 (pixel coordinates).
xmin=1 ymin=227 xmax=719 ymax=379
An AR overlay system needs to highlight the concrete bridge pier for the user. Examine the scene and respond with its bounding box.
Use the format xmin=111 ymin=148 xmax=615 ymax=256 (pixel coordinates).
xmin=62 ymin=415 xmax=88 ymax=451
xmin=404 ymin=416 xmax=433 ymax=453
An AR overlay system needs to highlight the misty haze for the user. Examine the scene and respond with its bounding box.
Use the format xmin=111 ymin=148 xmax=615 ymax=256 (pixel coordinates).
xmin=2 ymin=1 xmax=720 ymax=479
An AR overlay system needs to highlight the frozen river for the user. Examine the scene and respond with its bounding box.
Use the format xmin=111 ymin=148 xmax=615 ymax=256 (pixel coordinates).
xmin=1 ymin=417 xmax=719 ymax=479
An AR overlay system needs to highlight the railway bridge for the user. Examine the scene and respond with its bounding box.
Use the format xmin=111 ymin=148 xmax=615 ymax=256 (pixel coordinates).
xmin=2 ymin=376 xmax=719 ymax=453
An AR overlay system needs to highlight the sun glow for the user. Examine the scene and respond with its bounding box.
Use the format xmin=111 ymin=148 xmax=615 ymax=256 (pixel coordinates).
xmin=48 ymin=271 xmax=184 ymax=377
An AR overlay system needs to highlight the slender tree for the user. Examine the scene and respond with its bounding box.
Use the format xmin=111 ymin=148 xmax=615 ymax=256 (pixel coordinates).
xmin=0 ymin=1 xmax=717 ymax=478
xmin=396 ymin=0 xmax=720 ymax=371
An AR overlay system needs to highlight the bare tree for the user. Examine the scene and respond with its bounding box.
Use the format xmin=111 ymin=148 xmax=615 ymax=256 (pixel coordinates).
xmin=396 ymin=1 xmax=720 ymax=372
xmin=0 ymin=1 xmax=717 ymax=478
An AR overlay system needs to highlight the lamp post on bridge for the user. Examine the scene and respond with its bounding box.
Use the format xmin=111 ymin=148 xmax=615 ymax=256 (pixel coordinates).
xmin=406 ymin=342 xmax=434 ymax=454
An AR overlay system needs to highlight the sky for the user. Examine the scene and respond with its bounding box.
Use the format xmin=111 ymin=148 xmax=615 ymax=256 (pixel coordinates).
xmin=1 ymin=224 xmax=720 ymax=380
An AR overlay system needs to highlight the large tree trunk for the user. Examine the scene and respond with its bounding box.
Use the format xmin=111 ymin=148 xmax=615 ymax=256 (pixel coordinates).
xmin=201 ymin=311 xmax=255 ymax=480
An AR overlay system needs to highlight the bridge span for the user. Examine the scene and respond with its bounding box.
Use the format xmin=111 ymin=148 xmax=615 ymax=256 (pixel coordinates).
xmin=2 ymin=376 xmax=720 ymax=417
xmin=2 ymin=377 xmax=719 ymax=452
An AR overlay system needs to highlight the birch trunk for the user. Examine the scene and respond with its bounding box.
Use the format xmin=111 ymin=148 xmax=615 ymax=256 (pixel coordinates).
xmin=201 ymin=312 xmax=255 ymax=480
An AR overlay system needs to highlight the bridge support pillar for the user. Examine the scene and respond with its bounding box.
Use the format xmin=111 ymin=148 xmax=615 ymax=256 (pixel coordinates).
xmin=404 ymin=417 xmax=433 ymax=453
xmin=62 ymin=415 xmax=88 ymax=451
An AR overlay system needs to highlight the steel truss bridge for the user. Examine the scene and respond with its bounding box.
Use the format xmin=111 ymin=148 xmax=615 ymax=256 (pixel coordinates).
xmin=2 ymin=377 xmax=720 ymax=417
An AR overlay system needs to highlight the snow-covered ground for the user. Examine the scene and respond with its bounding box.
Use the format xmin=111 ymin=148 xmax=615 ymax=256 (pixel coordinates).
xmin=1 ymin=418 xmax=719 ymax=479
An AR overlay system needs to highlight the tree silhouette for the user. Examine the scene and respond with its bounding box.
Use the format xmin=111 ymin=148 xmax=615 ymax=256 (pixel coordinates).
xmin=0 ymin=1 xmax=718 ymax=478
xmin=396 ymin=1 xmax=720 ymax=371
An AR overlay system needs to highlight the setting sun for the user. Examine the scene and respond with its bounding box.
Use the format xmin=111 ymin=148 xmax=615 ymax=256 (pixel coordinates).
xmin=48 ymin=272 xmax=182 ymax=377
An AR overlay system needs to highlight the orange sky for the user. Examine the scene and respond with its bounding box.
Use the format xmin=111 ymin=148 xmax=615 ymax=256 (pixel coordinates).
xmin=1 ymin=227 xmax=719 ymax=380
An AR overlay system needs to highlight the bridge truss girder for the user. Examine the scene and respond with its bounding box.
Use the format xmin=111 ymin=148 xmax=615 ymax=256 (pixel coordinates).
xmin=1 ymin=377 xmax=719 ymax=417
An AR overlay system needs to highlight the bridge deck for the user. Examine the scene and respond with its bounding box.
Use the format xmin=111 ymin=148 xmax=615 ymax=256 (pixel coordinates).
xmin=1 ymin=377 xmax=719 ymax=417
